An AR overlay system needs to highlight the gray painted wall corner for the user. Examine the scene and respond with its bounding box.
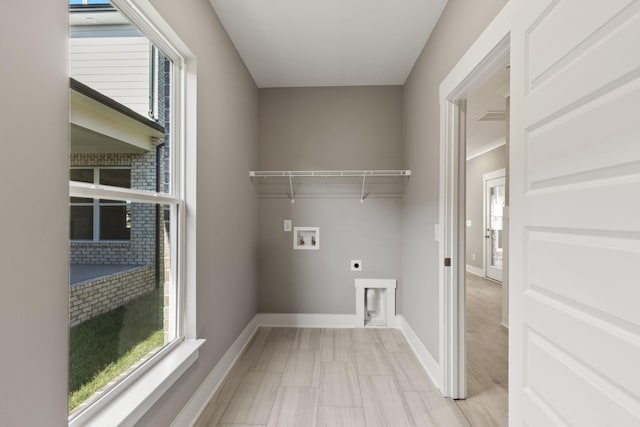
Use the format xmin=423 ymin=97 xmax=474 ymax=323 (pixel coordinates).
xmin=400 ymin=0 xmax=509 ymax=361
xmin=139 ymin=0 xmax=260 ymax=424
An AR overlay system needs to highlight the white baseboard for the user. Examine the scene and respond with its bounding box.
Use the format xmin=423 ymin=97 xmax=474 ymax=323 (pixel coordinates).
xmin=172 ymin=312 xmax=438 ymax=425
xmin=256 ymin=313 xmax=356 ymax=328
xmin=170 ymin=315 xmax=259 ymax=426
xmin=395 ymin=314 xmax=442 ymax=390
xmin=465 ymin=264 xmax=485 ymax=277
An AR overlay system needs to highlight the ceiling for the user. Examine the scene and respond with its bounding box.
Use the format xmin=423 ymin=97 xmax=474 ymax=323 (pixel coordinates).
xmin=466 ymin=66 xmax=510 ymax=160
xmin=210 ymin=0 xmax=448 ymax=88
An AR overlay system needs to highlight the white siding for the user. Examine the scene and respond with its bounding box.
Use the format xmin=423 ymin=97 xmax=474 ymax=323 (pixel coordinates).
xmin=70 ymin=36 xmax=151 ymax=117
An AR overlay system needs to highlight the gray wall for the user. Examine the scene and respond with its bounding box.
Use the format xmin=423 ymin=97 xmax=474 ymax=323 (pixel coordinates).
xmin=141 ymin=0 xmax=260 ymax=424
xmin=0 ymin=2 xmax=69 ymax=425
xmin=400 ymin=0 xmax=508 ymax=361
xmin=258 ymin=87 xmax=403 ymax=313
xmin=465 ymin=145 xmax=507 ymax=270
xmin=0 ymin=0 xmax=259 ymax=425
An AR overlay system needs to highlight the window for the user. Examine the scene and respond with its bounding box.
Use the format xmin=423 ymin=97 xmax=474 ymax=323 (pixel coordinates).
xmin=70 ymin=168 xmax=132 ymax=241
xmin=70 ymin=0 xmax=112 ymax=5
xmin=68 ymin=0 xmax=190 ymax=421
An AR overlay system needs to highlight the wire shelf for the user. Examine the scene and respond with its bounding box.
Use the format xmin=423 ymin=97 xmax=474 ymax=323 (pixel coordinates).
xmin=249 ymin=170 xmax=411 ymax=202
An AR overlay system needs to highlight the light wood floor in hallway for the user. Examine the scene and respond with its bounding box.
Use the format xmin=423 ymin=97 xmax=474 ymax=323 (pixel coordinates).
xmin=195 ymin=327 xmax=470 ymax=427
xmin=453 ymin=273 xmax=508 ymax=426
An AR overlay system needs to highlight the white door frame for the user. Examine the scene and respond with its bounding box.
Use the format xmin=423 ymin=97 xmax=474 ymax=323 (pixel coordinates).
xmin=483 ymin=169 xmax=506 ymax=282
xmin=438 ymin=2 xmax=511 ymax=399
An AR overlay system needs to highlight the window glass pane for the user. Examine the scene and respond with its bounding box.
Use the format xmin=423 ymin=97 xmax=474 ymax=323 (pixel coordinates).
xmin=69 ymin=202 xmax=175 ymax=413
xmin=69 ymin=1 xmax=178 ymax=416
xmin=99 ymin=204 xmax=131 ymax=240
xmin=70 ymin=169 xmax=93 ymax=183
xmin=99 ymin=168 xmax=131 ymax=188
xmin=71 ymin=197 xmax=93 ymax=204
xmin=99 ymin=198 xmax=125 ymax=205
xmin=70 ymin=206 xmax=93 ymax=240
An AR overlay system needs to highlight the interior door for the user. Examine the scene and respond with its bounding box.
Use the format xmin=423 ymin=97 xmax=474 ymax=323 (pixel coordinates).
xmin=485 ymin=176 xmax=505 ymax=282
xmin=510 ymin=0 xmax=640 ymax=425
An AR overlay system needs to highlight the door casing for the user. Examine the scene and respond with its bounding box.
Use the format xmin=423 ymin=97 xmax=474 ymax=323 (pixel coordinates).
xmin=438 ymin=2 xmax=511 ymax=399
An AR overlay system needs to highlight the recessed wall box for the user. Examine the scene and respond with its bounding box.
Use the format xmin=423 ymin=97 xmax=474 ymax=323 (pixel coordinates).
xmin=294 ymin=227 xmax=319 ymax=250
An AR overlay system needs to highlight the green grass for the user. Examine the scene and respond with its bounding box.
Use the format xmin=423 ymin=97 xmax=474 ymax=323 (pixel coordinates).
xmin=68 ymin=287 xmax=164 ymax=412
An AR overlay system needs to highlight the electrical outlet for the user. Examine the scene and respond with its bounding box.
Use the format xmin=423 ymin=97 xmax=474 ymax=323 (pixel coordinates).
xmin=284 ymin=219 xmax=292 ymax=232
xmin=466 ymin=220 xmax=472 ymax=227
xmin=351 ymin=260 xmax=362 ymax=271
xmin=472 ymin=253 xmax=476 ymax=261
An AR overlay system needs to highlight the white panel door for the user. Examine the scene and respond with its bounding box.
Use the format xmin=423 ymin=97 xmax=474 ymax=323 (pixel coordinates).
xmin=510 ymin=0 xmax=640 ymax=425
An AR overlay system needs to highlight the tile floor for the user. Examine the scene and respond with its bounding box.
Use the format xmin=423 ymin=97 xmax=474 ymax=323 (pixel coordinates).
xmin=195 ymin=327 xmax=470 ymax=427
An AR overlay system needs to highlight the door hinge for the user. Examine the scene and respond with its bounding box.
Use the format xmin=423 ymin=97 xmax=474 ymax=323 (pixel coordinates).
xmin=444 ymin=257 xmax=452 ymax=267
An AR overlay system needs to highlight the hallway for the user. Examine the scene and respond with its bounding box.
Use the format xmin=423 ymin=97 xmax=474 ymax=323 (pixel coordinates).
xmin=454 ymin=273 xmax=508 ymax=426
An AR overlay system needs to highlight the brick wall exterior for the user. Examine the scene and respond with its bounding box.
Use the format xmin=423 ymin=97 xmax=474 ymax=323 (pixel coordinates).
xmin=69 ymin=265 xmax=155 ymax=326
xmin=70 ymin=152 xmax=159 ymax=266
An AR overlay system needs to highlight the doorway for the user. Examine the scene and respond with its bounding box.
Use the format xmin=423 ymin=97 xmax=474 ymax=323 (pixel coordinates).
xmin=436 ymin=1 xmax=510 ymax=409
xmin=457 ymin=65 xmax=509 ymax=425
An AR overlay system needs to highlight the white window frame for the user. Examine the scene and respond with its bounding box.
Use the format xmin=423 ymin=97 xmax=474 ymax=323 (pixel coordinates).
xmin=70 ymin=166 xmax=132 ymax=242
xmin=68 ymin=0 xmax=200 ymax=425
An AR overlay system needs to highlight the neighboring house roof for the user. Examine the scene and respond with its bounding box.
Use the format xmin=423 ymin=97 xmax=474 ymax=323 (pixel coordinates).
xmin=70 ymin=78 xmax=165 ymax=154
xmin=71 ymin=78 xmax=164 ymax=132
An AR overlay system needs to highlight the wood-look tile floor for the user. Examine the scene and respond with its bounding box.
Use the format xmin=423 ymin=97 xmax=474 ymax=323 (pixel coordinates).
xmin=195 ymin=327 xmax=470 ymax=427
xmin=454 ymin=273 xmax=508 ymax=427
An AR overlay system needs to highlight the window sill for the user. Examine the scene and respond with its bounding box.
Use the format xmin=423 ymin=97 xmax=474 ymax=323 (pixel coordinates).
xmin=69 ymin=338 xmax=205 ymax=427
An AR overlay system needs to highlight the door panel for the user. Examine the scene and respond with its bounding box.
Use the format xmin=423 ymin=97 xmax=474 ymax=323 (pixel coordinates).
xmin=526 ymin=330 xmax=640 ymax=426
xmin=510 ymin=0 xmax=640 ymax=425
xmin=525 ymin=4 xmax=640 ymax=126
xmin=528 ymin=80 xmax=640 ymax=186
xmin=527 ymin=0 xmax=635 ymax=87
xmin=527 ymin=230 xmax=640 ymax=326
xmin=525 ymin=292 xmax=640 ymax=398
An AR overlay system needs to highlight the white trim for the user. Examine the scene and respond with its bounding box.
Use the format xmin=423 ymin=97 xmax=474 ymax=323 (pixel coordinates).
xmin=354 ymin=279 xmax=397 ymax=328
xmin=354 ymin=278 xmax=397 ymax=288
xmin=257 ymin=313 xmax=357 ymax=328
xmin=70 ymin=181 xmax=181 ymax=205
xmin=482 ymin=168 xmax=506 ymax=182
xmin=439 ymin=3 xmax=512 ymax=100
xmin=71 ymin=339 xmax=204 ymax=427
xmin=466 ymin=137 xmax=507 ymax=161
xmin=293 ymin=226 xmax=320 ymax=250
xmin=465 ymin=264 xmax=485 ymax=277
xmin=438 ymin=1 xmax=511 ymax=399
xmin=171 ymin=317 xmax=259 ymax=426
xmin=396 ymin=315 xmax=442 ymax=390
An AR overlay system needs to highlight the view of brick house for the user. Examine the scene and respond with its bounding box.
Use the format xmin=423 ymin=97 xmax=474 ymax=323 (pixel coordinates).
xmin=68 ymin=0 xmax=171 ymax=332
